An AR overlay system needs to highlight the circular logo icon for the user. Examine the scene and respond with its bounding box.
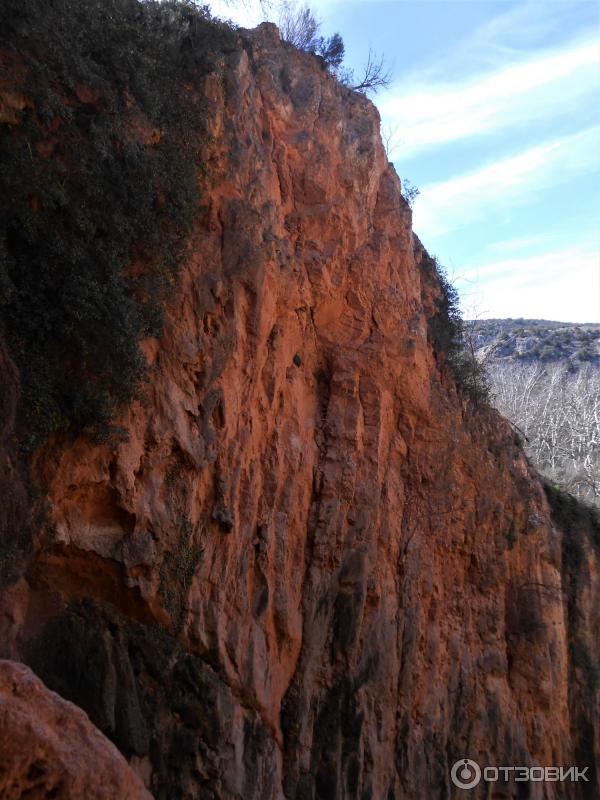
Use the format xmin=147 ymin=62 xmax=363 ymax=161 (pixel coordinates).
xmin=451 ymin=758 xmax=482 ymax=790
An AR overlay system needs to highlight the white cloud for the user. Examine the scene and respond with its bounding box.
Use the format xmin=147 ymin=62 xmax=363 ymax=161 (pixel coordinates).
xmin=380 ymin=37 xmax=598 ymax=158
xmin=203 ymin=0 xmax=600 ymax=324
xmin=457 ymin=245 xmax=600 ymax=323
xmin=412 ymin=126 xmax=600 ymax=238
xmin=453 ymin=0 xmax=596 ymax=64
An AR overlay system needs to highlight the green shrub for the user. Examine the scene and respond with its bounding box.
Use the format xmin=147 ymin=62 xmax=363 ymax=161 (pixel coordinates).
xmin=401 ymin=179 xmax=420 ymax=209
xmin=0 ymin=0 xmax=235 ymax=449
xmin=279 ymin=3 xmax=345 ymax=71
xmin=423 ymin=254 xmax=490 ymax=405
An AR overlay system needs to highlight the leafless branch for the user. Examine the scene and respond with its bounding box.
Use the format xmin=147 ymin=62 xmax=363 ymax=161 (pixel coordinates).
xmin=351 ymin=47 xmax=391 ymax=94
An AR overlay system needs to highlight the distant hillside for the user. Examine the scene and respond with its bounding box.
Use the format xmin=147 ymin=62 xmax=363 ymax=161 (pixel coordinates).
xmin=474 ymin=319 xmax=600 ymax=506
xmin=470 ymin=318 xmax=600 ymax=367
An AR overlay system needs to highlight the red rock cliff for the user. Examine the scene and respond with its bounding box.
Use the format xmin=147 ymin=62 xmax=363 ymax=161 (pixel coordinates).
xmin=0 ymin=21 xmax=598 ymax=800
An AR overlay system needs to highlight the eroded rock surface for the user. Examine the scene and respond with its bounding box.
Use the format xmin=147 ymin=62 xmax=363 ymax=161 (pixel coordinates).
xmin=0 ymin=22 xmax=598 ymax=800
xmin=0 ymin=659 xmax=151 ymax=799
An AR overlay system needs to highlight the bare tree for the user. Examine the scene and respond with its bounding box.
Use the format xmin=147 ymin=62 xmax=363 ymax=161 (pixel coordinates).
xmin=277 ymin=2 xmax=344 ymax=70
xmin=488 ymin=360 xmax=600 ymax=505
xmin=275 ymin=3 xmax=391 ymax=95
xmin=350 ymin=47 xmax=391 ymax=94
xmin=381 ymin=122 xmax=400 ymax=158
xmin=278 ymin=1 xmax=319 ymax=49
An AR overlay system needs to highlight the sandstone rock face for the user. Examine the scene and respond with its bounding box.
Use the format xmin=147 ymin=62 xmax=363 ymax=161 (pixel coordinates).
xmin=0 ymin=22 xmax=598 ymax=800
xmin=0 ymin=659 xmax=151 ymax=799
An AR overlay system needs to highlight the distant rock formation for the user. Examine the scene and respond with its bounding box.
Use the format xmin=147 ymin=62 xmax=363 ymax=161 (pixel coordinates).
xmin=472 ymin=318 xmax=600 ymax=367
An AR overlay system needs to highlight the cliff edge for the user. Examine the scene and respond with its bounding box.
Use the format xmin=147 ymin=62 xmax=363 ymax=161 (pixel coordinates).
xmin=0 ymin=17 xmax=598 ymax=800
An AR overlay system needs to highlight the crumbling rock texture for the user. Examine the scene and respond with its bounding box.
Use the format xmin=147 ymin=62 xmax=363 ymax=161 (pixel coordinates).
xmin=0 ymin=659 xmax=151 ymax=799
xmin=0 ymin=22 xmax=598 ymax=800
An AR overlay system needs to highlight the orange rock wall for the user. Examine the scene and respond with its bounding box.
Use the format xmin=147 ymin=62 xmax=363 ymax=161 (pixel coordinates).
xmin=0 ymin=23 xmax=598 ymax=800
xmin=0 ymin=660 xmax=151 ymax=799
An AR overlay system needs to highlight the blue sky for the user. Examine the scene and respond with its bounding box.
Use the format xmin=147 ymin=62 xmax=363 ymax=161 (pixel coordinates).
xmin=209 ymin=1 xmax=600 ymax=323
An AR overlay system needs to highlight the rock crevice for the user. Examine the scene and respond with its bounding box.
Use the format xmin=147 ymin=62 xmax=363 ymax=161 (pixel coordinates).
xmin=0 ymin=21 xmax=598 ymax=800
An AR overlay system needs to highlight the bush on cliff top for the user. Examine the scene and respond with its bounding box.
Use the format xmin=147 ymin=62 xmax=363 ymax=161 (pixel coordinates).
xmin=0 ymin=0 xmax=235 ymax=449
xmin=278 ymin=2 xmax=390 ymax=94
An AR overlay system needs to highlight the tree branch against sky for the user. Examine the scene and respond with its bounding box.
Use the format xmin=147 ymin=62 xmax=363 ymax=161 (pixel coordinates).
xmin=207 ymin=0 xmax=600 ymax=323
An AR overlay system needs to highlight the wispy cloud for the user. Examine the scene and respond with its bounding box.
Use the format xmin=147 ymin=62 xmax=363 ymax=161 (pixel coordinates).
xmin=457 ymin=244 xmax=600 ymax=323
xmin=380 ymin=37 xmax=598 ymax=158
xmin=413 ymin=126 xmax=600 ymax=238
xmin=448 ymin=0 xmax=597 ymax=67
xmin=485 ymin=234 xmax=560 ymax=256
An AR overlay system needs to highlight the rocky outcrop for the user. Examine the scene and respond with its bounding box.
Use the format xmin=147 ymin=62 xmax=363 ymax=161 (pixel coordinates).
xmin=0 ymin=659 xmax=151 ymax=799
xmin=0 ymin=20 xmax=598 ymax=800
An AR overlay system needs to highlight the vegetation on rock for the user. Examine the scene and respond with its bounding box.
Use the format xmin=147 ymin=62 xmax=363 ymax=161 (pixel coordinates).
xmin=278 ymin=2 xmax=390 ymax=94
xmin=422 ymin=254 xmax=491 ymax=405
xmin=0 ymin=0 xmax=235 ymax=448
xmin=467 ymin=320 xmax=600 ymax=504
xmin=471 ymin=318 xmax=600 ymax=366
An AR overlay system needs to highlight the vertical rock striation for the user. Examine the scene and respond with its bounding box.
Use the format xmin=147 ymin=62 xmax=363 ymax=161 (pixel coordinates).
xmin=0 ymin=22 xmax=598 ymax=800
